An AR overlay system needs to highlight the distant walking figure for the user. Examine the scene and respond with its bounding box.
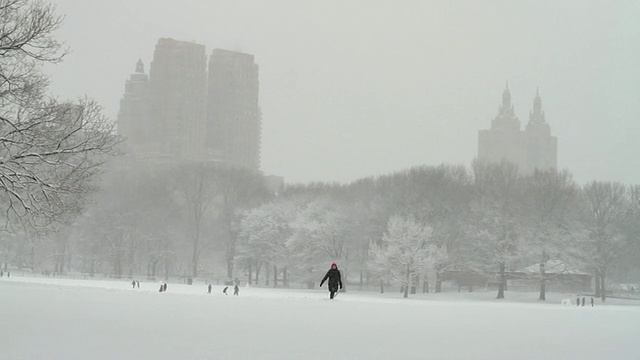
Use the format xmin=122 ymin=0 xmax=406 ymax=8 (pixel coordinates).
xmin=590 ymin=297 xmax=594 ymax=307
xmin=208 ymin=284 xmax=212 ymax=294
xmin=576 ymin=296 xmax=580 ymax=307
xmin=233 ymin=284 xmax=239 ymax=296
xmin=320 ymin=262 xmax=343 ymax=299
xmin=132 ymin=280 xmax=136 ymax=289
xmin=223 ymin=286 xmax=229 ymax=295
xmin=581 ymin=297 xmax=586 ymax=306
xmin=163 ymin=283 xmax=167 ymax=292
xmin=136 ymin=281 xmax=140 ymax=288
xmin=159 ymin=284 xmax=164 ymax=292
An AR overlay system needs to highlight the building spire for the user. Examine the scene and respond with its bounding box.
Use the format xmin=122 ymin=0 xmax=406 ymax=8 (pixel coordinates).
xmin=502 ymin=82 xmax=511 ymax=108
xmin=529 ymin=87 xmax=546 ymax=124
xmin=491 ymin=82 xmax=520 ymax=131
xmin=135 ymin=59 xmax=144 ymax=73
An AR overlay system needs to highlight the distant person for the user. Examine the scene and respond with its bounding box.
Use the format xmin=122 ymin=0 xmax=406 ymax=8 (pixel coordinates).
xmin=159 ymin=284 xmax=164 ymax=292
xmin=582 ymin=297 xmax=586 ymax=306
xmin=132 ymin=280 xmax=136 ymax=289
xmin=208 ymin=284 xmax=212 ymax=294
xmin=136 ymin=281 xmax=140 ymax=289
xmin=319 ymin=262 xmax=343 ymax=300
xmin=223 ymin=286 xmax=229 ymax=295
xmin=590 ymin=297 xmax=594 ymax=307
xmin=163 ymin=283 xmax=167 ymax=292
xmin=576 ymin=295 xmax=580 ymax=307
xmin=233 ymin=284 xmax=239 ymax=296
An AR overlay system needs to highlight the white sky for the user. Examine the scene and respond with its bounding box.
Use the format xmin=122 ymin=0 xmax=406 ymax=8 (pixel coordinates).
xmin=3 ymin=277 xmax=640 ymax=359
xmin=43 ymin=0 xmax=640 ymax=184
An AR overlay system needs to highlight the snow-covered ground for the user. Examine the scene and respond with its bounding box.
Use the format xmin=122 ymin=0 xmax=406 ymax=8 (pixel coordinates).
xmin=1 ymin=276 xmax=639 ymax=360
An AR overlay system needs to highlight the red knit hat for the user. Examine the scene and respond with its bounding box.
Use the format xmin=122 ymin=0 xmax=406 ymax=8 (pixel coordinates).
xmin=331 ymin=262 xmax=337 ymax=269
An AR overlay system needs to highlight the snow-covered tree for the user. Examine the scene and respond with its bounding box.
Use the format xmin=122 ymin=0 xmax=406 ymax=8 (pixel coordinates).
xmin=238 ymin=201 xmax=293 ymax=286
xmin=288 ymin=199 xmax=351 ymax=286
xmin=1 ymin=1 xmax=120 ymax=228
xmin=370 ymin=215 xmax=434 ymax=298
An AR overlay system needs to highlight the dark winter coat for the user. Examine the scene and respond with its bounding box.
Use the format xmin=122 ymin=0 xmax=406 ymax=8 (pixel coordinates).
xmin=320 ymin=268 xmax=342 ymax=291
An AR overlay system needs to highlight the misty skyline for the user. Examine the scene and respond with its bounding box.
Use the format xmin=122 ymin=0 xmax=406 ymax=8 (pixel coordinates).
xmin=43 ymin=0 xmax=640 ymax=184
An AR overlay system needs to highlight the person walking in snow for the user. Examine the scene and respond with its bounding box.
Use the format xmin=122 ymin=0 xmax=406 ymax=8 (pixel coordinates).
xmin=233 ymin=284 xmax=239 ymax=296
xmin=207 ymin=284 xmax=212 ymax=294
xmin=319 ymin=262 xmax=343 ymax=299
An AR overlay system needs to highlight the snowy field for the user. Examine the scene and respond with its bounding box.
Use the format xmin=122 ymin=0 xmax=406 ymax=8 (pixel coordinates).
xmin=1 ymin=276 xmax=639 ymax=360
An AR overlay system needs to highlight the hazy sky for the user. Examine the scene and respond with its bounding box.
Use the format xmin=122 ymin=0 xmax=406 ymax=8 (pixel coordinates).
xmin=44 ymin=0 xmax=640 ymax=185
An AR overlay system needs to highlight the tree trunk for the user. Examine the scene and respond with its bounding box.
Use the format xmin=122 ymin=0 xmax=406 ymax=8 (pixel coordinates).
xmin=273 ymin=264 xmax=278 ymax=288
xmin=248 ymin=264 xmax=253 ymax=285
xmin=600 ymin=269 xmax=606 ymax=302
xmin=380 ymin=279 xmax=384 ymax=294
xmin=538 ymin=260 xmax=546 ymax=301
xmin=435 ymin=272 xmax=442 ymax=293
xmin=410 ymin=274 xmax=418 ymax=294
xmin=226 ymin=260 xmax=234 ymax=280
xmin=496 ymin=262 xmax=505 ymax=299
xmin=256 ymin=263 xmax=262 ymax=286
xmin=594 ymin=268 xmax=601 ymax=297
xmin=191 ymin=234 xmax=199 ymax=278
xmin=164 ymin=257 xmax=170 ymax=281
xmin=403 ymin=263 xmax=410 ymax=298
xmin=265 ymin=264 xmax=270 ymax=287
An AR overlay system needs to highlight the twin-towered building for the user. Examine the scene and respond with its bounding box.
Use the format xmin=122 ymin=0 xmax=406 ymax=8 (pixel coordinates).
xmin=117 ymin=38 xmax=261 ymax=171
xmin=478 ymin=84 xmax=557 ymax=174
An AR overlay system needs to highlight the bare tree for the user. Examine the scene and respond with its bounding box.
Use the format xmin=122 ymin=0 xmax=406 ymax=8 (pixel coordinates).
xmin=175 ymin=162 xmax=219 ymax=278
xmin=469 ymin=159 xmax=523 ymax=299
xmin=521 ymin=169 xmax=576 ymax=300
xmin=1 ymin=0 xmax=120 ymax=227
xmin=577 ymin=181 xmax=631 ymax=301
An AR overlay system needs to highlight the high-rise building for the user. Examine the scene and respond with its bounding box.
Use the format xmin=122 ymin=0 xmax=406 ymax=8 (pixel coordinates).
xmin=207 ymin=49 xmax=261 ymax=171
xmin=117 ymin=59 xmax=151 ymax=157
xmin=117 ymin=40 xmax=262 ymax=170
xmin=148 ymin=38 xmax=207 ymax=161
xmin=478 ymin=84 xmax=557 ymax=174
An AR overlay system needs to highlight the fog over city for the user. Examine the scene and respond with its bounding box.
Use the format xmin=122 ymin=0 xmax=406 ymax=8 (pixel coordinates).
xmin=3 ymin=1 xmax=640 ymax=359
xmin=44 ymin=0 xmax=640 ymax=184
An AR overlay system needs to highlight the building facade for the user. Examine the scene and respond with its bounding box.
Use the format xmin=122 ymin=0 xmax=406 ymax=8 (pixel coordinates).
xmin=207 ymin=49 xmax=261 ymax=171
xmin=148 ymin=38 xmax=207 ymax=161
xmin=478 ymin=84 xmax=557 ymax=174
xmin=117 ymin=59 xmax=151 ymax=157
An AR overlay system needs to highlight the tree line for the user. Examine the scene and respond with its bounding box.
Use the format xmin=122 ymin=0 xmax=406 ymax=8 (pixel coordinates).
xmin=2 ymin=1 xmax=639 ymax=302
